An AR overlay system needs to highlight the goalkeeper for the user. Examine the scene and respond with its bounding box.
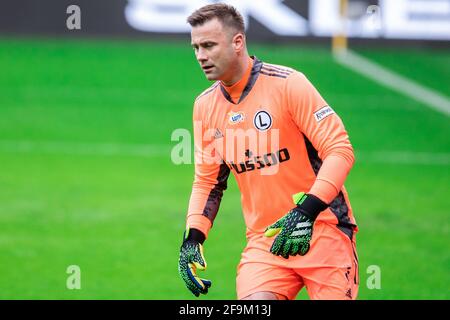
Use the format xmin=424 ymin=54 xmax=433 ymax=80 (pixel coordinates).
xmin=178 ymin=4 xmax=358 ymax=300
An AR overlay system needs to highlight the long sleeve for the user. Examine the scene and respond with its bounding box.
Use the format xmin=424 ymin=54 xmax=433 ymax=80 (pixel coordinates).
xmin=285 ymin=72 xmax=355 ymax=204
xmin=186 ymin=101 xmax=230 ymax=238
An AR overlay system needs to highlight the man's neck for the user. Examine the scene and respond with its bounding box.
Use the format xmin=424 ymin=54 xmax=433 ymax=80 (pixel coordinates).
xmin=221 ymin=55 xmax=253 ymax=104
xmin=221 ymin=54 xmax=252 ymax=87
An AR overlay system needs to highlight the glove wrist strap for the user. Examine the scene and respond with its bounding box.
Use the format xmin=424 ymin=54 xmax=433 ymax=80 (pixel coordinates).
xmin=185 ymin=227 xmax=206 ymax=244
xmin=295 ymin=193 xmax=328 ymax=220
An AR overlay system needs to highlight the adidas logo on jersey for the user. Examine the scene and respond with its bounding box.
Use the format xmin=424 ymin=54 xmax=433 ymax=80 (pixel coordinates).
xmin=214 ymin=128 xmax=224 ymax=140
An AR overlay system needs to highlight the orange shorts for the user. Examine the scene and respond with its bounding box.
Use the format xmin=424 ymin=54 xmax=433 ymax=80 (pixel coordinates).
xmin=236 ymin=221 xmax=359 ymax=300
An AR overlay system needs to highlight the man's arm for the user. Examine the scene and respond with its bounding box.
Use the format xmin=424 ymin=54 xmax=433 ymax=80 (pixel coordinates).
xmin=186 ymin=100 xmax=230 ymax=237
xmin=178 ymin=100 xmax=230 ymax=296
xmin=285 ymin=71 xmax=354 ymax=203
xmin=264 ymin=72 xmax=354 ymax=258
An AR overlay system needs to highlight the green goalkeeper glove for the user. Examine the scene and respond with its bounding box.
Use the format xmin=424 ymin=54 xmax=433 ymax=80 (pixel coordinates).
xmin=264 ymin=192 xmax=328 ymax=259
xmin=178 ymin=227 xmax=211 ymax=297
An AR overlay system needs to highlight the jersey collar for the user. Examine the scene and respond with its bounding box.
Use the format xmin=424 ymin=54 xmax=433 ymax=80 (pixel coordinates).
xmin=219 ymin=56 xmax=263 ymax=105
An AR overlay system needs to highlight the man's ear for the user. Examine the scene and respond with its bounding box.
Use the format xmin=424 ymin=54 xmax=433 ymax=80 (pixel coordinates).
xmin=232 ymin=33 xmax=245 ymax=52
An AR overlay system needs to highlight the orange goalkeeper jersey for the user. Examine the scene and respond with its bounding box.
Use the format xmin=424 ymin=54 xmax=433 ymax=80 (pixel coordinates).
xmin=187 ymin=57 xmax=356 ymax=239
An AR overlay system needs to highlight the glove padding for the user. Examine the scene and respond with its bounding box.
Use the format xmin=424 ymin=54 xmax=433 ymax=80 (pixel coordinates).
xmin=264 ymin=192 xmax=328 ymax=259
xmin=178 ymin=228 xmax=211 ymax=297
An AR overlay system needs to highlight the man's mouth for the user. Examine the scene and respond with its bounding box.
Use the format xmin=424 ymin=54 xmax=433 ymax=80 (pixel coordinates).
xmin=202 ymin=65 xmax=214 ymax=73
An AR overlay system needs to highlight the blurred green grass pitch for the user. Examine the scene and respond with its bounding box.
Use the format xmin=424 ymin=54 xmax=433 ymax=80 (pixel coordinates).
xmin=0 ymin=38 xmax=448 ymax=299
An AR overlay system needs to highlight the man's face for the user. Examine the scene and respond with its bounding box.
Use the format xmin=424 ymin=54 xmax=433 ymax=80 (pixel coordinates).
xmin=191 ymin=18 xmax=238 ymax=82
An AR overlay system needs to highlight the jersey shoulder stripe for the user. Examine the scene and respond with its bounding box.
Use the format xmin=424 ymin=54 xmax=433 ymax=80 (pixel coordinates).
xmin=262 ymin=63 xmax=294 ymax=74
xmin=261 ymin=66 xmax=291 ymax=76
xmin=260 ymin=63 xmax=294 ymax=79
xmin=260 ymin=70 xmax=288 ymax=78
xmin=195 ymin=81 xmax=220 ymax=102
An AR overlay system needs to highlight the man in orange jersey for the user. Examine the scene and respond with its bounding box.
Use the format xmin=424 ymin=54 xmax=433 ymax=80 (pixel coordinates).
xmin=178 ymin=3 xmax=358 ymax=300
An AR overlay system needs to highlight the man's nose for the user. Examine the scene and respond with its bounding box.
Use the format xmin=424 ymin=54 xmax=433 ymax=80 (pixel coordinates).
xmin=196 ymin=48 xmax=208 ymax=62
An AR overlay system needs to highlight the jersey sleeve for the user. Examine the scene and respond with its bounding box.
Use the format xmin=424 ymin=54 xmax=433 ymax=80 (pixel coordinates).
xmin=285 ymin=72 xmax=355 ymax=204
xmin=185 ymin=101 xmax=230 ymax=238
